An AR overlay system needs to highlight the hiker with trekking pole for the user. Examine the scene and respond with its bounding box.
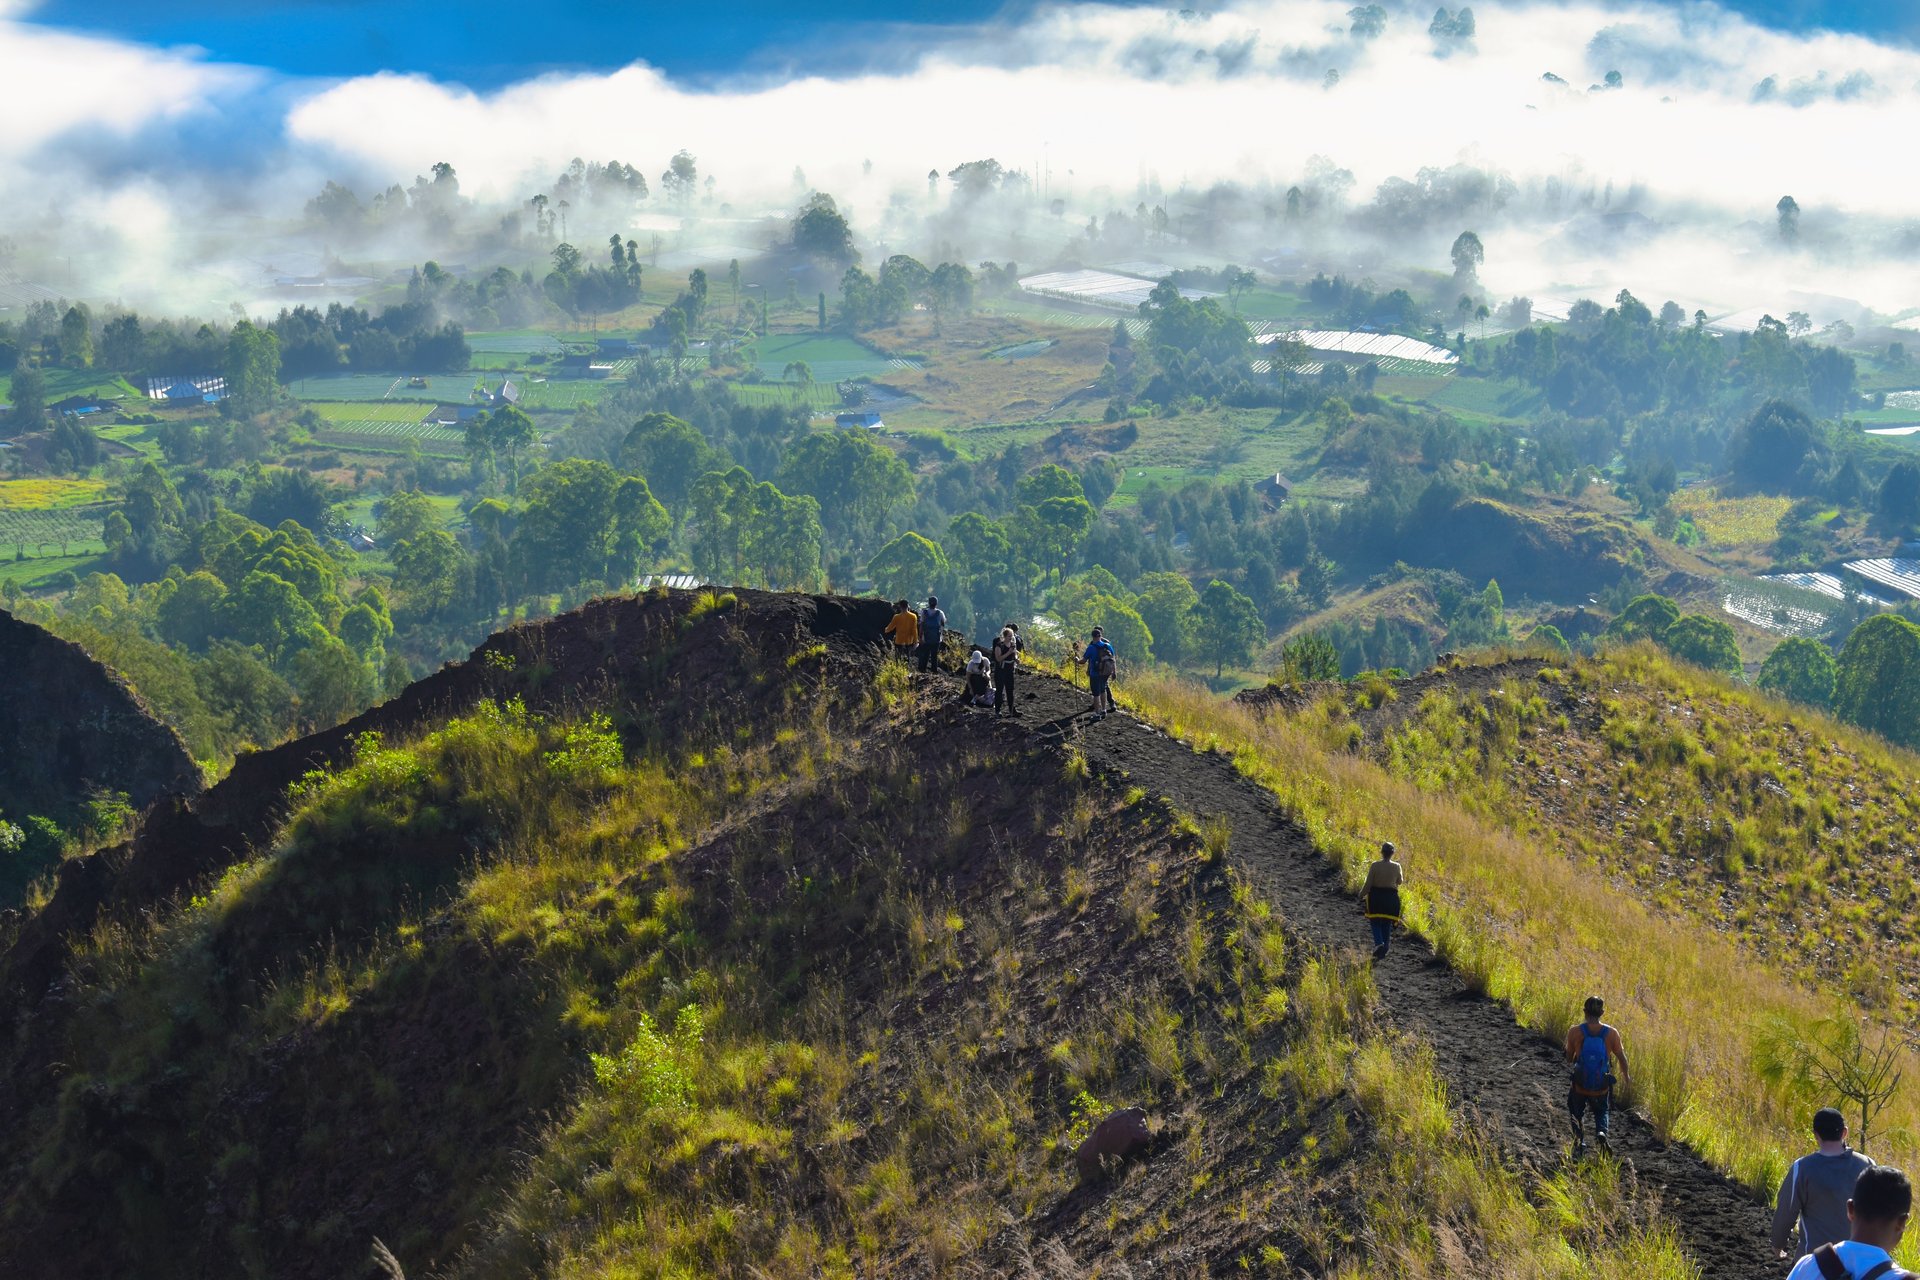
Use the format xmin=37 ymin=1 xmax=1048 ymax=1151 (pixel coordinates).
xmin=1565 ymin=995 xmax=1630 ymax=1156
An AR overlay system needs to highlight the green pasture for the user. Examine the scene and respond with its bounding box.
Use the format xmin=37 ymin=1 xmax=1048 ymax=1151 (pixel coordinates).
xmin=316 ymin=418 xmax=463 ymax=443
xmin=744 ymin=334 xmax=899 ymax=382
xmin=0 ymin=369 xmax=142 ymax=404
xmin=304 ymin=401 xmax=434 ymax=424
xmin=732 ymin=382 xmax=841 ymax=410
xmin=1232 ymin=287 xmax=1314 ymax=321
xmin=288 ymin=373 xmax=455 ymax=402
xmin=94 ymin=422 xmax=165 ymax=461
xmin=1 ymin=549 xmax=108 ymax=589
xmin=516 ymin=380 xmax=611 ymax=409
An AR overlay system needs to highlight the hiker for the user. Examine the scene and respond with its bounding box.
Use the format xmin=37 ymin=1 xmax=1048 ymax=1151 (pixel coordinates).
xmin=917 ymin=596 xmax=947 ymax=673
xmin=1564 ymin=995 xmax=1630 ymax=1155
xmin=1361 ymin=841 xmax=1404 ymax=960
xmin=1774 ymin=1108 xmax=1877 ymax=1260
xmin=883 ymin=599 xmax=919 ymax=661
xmin=1074 ymin=626 xmax=1118 ymax=718
xmin=964 ymin=645 xmax=994 ymax=707
xmin=1785 ymin=1164 xmax=1914 ymax=1280
xmin=991 ymin=626 xmax=1021 ymax=717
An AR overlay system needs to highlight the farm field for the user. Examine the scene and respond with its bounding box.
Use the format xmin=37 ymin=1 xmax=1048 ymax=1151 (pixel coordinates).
xmin=0 ymin=505 xmax=111 ymax=552
xmin=1669 ymin=486 xmax=1793 ymax=547
xmin=287 ymin=373 xmax=454 ymax=401
xmin=744 ymin=333 xmax=897 ymax=382
xmin=732 ymin=382 xmax=841 ymax=410
xmin=515 ymin=380 xmax=613 ymax=409
xmin=93 ymin=422 xmax=165 ymax=460
xmin=304 ymin=401 xmax=434 ymax=423
xmin=0 ymin=548 xmax=106 ymax=588
xmin=0 ymin=369 xmax=142 ymax=404
xmin=464 ymin=330 xmax=567 ymax=355
xmin=0 ymin=477 xmax=109 ymax=509
xmin=315 ymin=417 xmax=463 ymax=443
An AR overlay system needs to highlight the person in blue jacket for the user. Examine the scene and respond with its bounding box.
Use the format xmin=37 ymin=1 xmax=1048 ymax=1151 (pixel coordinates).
xmin=1075 ymin=626 xmax=1118 ymax=719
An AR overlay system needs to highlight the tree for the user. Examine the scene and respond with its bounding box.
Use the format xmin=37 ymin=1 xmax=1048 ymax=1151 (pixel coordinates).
xmin=660 ymin=150 xmax=699 ymax=206
xmin=1276 ymin=630 xmax=1340 ymax=682
xmin=225 ymin=319 xmax=282 ymax=416
xmin=866 ymin=531 xmax=950 ymax=602
xmin=620 ymin=412 xmax=719 ymax=515
xmin=7 ymin=364 xmax=45 ymax=430
xmin=223 ymin=569 xmax=325 ymax=665
xmin=59 ymin=304 xmax=93 ymax=368
xmin=1450 ymin=230 xmax=1484 ymax=283
xmin=1877 ymin=461 xmax=1920 ymax=532
xmin=1077 ymin=595 xmax=1154 ymax=666
xmin=391 ymin=528 xmax=465 ymax=618
xmin=792 ymin=191 xmax=856 ymax=264
xmin=338 ymin=599 xmax=394 ymax=659
xmin=377 ymin=488 xmax=439 ymax=547
xmin=514 ymin=459 xmax=669 ymax=595
xmin=1525 ymin=623 xmax=1572 ymax=657
xmin=1133 ymin=571 xmax=1199 ymax=665
xmin=727 ymin=258 xmax=741 ymax=304
xmin=1729 ymin=400 xmax=1823 ymax=495
xmin=1603 ymin=593 xmax=1680 ymax=645
xmin=1190 ymin=579 xmax=1263 ymax=677
xmin=1777 ymin=195 xmax=1800 ymax=245
xmin=1659 ymin=614 xmax=1742 ymax=676
xmin=1834 ymin=615 xmax=1920 ymax=748
xmin=775 ymin=431 xmax=914 ymax=552
xmin=1756 ymin=636 xmax=1836 ymax=707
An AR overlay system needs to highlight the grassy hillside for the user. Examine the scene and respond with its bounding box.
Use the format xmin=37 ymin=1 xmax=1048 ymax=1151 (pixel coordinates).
xmin=0 ymin=590 xmax=1698 ymax=1278
xmin=1120 ymin=651 xmax=1920 ymax=1212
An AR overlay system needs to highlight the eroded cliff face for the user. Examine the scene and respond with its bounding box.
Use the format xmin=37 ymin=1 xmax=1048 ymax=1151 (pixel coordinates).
xmin=0 ymin=608 xmax=201 ymax=822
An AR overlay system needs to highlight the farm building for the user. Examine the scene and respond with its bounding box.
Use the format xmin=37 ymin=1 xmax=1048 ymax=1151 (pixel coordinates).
xmin=1841 ymin=558 xmax=1920 ymax=602
xmin=51 ymin=395 xmax=108 ymax=416
xmin=1018 ymin=268 xmax=1216 ymax=311
xmin=1258 ymin=331 xmax=1458 ymax=366
xmin=598 ymin=337 xmax=639 ymax=356
xmin=835 ymin=410 xmax=885 ymax=430
xmin=1257 ymin=472 xmax=1295 ymax=507
xmin=587 ymin=364 xmax=615 ymax=379
xmin=144 ymin=376 xmax=227 ymax=403
xmin=347 ymin=531 xmax=376 ymax=552
xmin=429 ymin=404 xmax=485 ymax=427
xmin=637 ymin=573 xmax=708 ymax=590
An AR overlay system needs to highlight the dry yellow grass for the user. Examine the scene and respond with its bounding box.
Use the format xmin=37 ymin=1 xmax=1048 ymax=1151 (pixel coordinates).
xmin=1115 ymin=667 xmax=1920 ymax=1208
xmin=1668 ymin=487 xmax=1792 ymax=547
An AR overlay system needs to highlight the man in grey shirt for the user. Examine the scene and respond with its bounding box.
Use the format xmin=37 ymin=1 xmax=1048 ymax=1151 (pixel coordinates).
xmin=1774 ymin=1107 xmax=1876 ymax=1259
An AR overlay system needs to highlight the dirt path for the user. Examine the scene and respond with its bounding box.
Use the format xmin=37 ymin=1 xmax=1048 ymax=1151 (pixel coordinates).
xmin=957 ymin=666 xmax=1781 ymax=1278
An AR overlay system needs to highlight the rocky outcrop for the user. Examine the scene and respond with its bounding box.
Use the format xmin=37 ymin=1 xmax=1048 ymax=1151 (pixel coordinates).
xmin=0 ymin=609 xmax=200 ymax=821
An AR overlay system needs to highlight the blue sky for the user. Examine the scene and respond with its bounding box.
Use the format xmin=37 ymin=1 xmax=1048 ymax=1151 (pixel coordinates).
xmin=19 ymin=0 xmax=1914 ymax=86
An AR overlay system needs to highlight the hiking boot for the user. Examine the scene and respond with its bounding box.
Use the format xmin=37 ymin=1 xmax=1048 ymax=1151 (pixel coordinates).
xmin=1595 ymin=1133 xmax=1611 ymax=1155
xmin=1371 ymin=944 xmax=1387 ymax=961
xmin=1571 ymin=1138 xmax=1588 ymax=1157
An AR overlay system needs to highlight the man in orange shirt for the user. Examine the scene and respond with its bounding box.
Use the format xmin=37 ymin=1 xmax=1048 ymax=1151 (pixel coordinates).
xmin=1565 ymin=995 xmax=1630 ymax=1155
xmin=882 ymin=599 xmax=919 ymax=660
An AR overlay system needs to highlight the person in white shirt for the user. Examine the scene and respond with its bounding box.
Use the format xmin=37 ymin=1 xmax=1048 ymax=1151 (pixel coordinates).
xmin=1786 ymin=1164 xmax=1914 ymax=1280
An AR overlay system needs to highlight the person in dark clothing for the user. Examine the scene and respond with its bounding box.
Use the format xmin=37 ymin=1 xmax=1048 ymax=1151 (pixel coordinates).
xmin=1361 ymin=841 xmax=1403 ymax=960
xmin=991 ymin=626 xmax=1020 ymax=717
xmin=916 ymin=596 xmax=947 ymax=673
xmin=1775 ymin=1108 xmax=1877 ymax=1261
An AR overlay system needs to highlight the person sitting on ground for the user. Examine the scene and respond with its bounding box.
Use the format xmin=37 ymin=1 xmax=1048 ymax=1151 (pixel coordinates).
xmin=1786 ymin=1164 xmax=1915 ymax=1280
xmin=917 ymin=595 xmax=948 ymax=673
xmin=1564 ymin=995 xmax=1630 ymax=1155
xmin=883 ymin=599 xmax=920 ymax=661
xmin=1361 ymin=841 xmax=1404 ymax=961
xmin=964 ymin=644 xmax=994 ymax=707
xmin=1775 ymin=1108 xmax=1878 ymax=1261
xmin=991 ymin=626 xmax=1021 ymax=718
xmin=1074 ymin=626 xmax=1118 ymax=718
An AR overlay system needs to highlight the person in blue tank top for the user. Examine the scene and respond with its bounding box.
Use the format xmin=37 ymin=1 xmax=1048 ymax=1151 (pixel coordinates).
xmin=1564 ymin=995 xmax=1630 ymax=1155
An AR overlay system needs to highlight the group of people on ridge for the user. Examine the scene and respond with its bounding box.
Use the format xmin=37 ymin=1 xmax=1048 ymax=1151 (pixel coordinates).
xmin=886 ymin=596 xmax=1119 ymax=720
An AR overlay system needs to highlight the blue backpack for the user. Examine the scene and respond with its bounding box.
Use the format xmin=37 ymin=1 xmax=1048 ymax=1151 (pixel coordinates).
xmin=1575 ymin=1025 xmax=1612 ymax=1094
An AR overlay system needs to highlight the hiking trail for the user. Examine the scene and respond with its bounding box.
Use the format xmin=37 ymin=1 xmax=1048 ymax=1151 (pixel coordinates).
xmin=948 ymin=662 xmax=1779 ymax=1278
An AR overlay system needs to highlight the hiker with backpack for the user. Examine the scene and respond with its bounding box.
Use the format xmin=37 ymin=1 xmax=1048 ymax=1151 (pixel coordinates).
xmin=916 ymin=596 xmax=947 ymax=673
xmin=1785 ymin=1164 xmax=1914 ymax=1280
xmin=883 ymin=599 xmax=920 ymax=661
xmin=1361 ymin=841 xmax=1404 ymax=960
xmin=991 ymin=627 xmax=1021 ymax=717
xmin=1074 ymin=626 xmax=1118 ymax=719
xmin=1564 ymin=995 xmax=1630 ymax=1155
xmin=1776 ymin=1108 xmax=1878 ymax=1261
